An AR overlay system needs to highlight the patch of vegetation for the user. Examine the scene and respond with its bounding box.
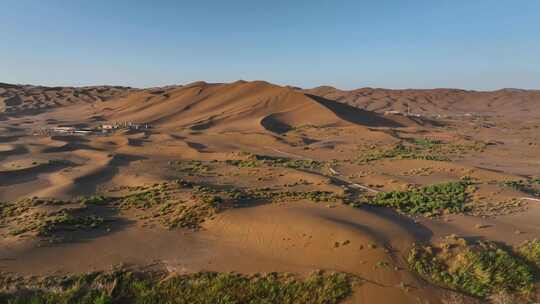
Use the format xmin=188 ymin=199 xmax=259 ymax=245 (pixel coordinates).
xmin=516 ymin=239 xmax=540 ymax=269
xmin=227 ymin=153 xmax=324 ymax=170
xmin=0 ymin=270 xmax=353 ymax=304
xmin=502 ymin=178 xmax=540 ymax=197
xmin=357 ymin=139 xmax=487 ymax=163
xmin=366 ymin=181 xmax=473 ymax=216
xmin=412 ymin=138 xmax=442 ymax=148
xmin=191 ymin=184 xmax=340 ymax=206
xmin=168 ymin=160 xmax=211 ymax=175
xmin=408 ymin=236 xmax=535 ymax=299
xmin=113 ymin=183 xmax=218 ymax=230
xmin=1 ymin=198 xmax=105 ymax=238
xmin=225 ymin=159 xmax=260 ymax=168
xmin=468 ymin=198 xmax=527 ymax=217
xmin=36 ymin=212 xmax=105 ymax=237
xmin=357 ymin=143 xmax=450 ymax=163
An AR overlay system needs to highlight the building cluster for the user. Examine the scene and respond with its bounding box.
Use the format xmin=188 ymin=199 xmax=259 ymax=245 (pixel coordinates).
xmin=34 ymin=122 xmax=151 ymax=136
xmin=101 ymin=121 xmax=151 ymax=132
xmin=383 ymin=110 xmax=422 ymax=117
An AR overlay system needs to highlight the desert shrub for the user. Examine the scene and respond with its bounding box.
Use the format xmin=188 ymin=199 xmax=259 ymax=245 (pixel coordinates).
xmin=408 ymin=236 xmax=534 ymax=299
xmin=367 ymin=181 xmax=472 ymax=216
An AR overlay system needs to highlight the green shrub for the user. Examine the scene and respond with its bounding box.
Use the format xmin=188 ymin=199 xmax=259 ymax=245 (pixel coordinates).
xmin=367 ymin=181 xmax=472 ymax=216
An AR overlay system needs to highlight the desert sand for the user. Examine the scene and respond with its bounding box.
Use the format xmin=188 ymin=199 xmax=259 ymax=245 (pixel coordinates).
xmin=1 ymin=80 xmax=540 ymax=303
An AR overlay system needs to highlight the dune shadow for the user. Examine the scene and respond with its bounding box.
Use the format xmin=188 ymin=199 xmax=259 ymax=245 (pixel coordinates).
xmin=260 ymin=113 xmax=294 ymax=133
xmin=72 ymin=154 xmax=148 ymax=195
xmin=357 ymin=205 xmax=433 ymax=243
xmin=0 ymin=144 xmax=29 ymax=161
xmin=186 ymin=141 xmax=208 ymax=151
xmin=0 ymin=162 xmax=74 ymax=187
xmin=305 ymin=94 xmax=407 ymax=128
xmin=42 ymin=142 xmax=95 ymax=153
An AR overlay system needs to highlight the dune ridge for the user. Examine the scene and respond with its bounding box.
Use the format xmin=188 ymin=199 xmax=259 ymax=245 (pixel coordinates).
xmin=303 ymin=85 xmax=540 ymax=118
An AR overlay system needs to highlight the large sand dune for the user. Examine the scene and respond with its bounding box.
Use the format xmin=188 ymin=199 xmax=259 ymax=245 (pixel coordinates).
xmin=94 ymin=81 xmax=415 ymax=133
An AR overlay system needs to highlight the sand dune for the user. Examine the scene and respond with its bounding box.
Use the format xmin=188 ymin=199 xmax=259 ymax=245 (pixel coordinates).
xmin=96 ymin=81 xmax=415 ymax=133
xmin=304 ymin=86 xmax=540 ymax=118
xmin=0 ymin=82 xmax=133 ymax=117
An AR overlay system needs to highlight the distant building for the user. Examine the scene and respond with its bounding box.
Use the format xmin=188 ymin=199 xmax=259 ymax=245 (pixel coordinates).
xmin=52 ymin=127 xmax=76 ymax=133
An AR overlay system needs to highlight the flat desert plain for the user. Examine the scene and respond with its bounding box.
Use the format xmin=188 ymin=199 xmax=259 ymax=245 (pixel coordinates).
xmin=1 ymin=80 xmax=540 ymax=303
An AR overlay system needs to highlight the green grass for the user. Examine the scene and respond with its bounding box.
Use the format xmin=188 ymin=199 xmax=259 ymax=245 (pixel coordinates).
xmin=408 ymin=236 xmax=535 ymax=299
xmin=366 ymin=181 xmax=472 ymax=216
xmin=0 ymin=271 xmax=353 ymax=304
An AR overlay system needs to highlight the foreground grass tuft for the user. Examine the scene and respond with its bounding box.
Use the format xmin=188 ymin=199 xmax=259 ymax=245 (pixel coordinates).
xmin=516 ymin=239 xmax=540 ymax=269
xmin=366 ymin=181 xmax=473 ymax=216
xmin=0 ymin=271 xmax=353 ymax=304
xmin=408 ymin=236 xmax=535 ymax=299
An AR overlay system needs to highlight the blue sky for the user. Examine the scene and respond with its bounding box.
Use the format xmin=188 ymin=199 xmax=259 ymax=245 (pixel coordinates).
xmin=1 ymin=0 xmax=539 ymax=90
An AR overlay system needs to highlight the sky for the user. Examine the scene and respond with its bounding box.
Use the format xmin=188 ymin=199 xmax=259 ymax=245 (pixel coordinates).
xmin=1 ymin=0 xmax=539 ymax=90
